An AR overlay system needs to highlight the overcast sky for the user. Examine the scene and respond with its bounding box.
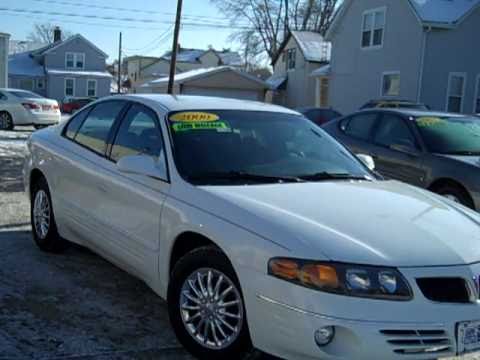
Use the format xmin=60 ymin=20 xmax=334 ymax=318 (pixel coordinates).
xmin=1 ymin=0 xmax=237 ymax=61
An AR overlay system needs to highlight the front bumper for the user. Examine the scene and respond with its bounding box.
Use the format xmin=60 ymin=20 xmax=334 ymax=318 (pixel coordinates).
xmin=242 ymin=263 xmax=480 ymax=360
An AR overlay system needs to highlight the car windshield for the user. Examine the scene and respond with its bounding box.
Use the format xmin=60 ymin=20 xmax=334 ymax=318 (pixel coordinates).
xmin=9 ymin=90 xmax=43 ymax=99
xmin=415 ymin=115 xmax=480 ymax=155
xmin=168 ymin=110 xmax=373 ymax=185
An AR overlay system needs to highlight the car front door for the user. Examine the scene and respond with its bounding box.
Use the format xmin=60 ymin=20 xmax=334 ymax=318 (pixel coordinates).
xmin=369 ymin=113 xmax=426 ymax=186
xmin=338 ymin=112 xmax=380 ymax=154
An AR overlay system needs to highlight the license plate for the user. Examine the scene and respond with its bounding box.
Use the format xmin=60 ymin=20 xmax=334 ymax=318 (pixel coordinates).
xmin=42 ymin=105 xmax=51 ymax=111
xmin=458 ymin=321 xmax=480 ymax=354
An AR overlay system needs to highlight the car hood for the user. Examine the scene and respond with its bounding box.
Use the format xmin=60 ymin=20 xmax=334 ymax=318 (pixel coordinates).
xmin=438 ymin=154 xmax=480 ymax=167
xmin=200 ymin=180 xmax=480 ymax=267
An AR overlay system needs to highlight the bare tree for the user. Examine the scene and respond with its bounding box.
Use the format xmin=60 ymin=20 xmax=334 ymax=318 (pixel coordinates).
xmin=27 ymin=23 xmax=73 ymax=44
xmin=211 ymin=0 xmax=341 ymax=64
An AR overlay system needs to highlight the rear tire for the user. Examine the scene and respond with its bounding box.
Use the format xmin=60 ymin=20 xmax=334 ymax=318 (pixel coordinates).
xmin=0 ymin=111 xmax=13 ymax=130
xmin=433 ymin=183 xmax=474 ymax=210
xmin=31 ymin=176 xmax=67 ymax=253
xmin=168 ymin=246 xmax=253 ymax=360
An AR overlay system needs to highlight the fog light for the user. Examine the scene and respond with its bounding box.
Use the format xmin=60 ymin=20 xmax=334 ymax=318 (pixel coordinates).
xmin=314 ymin=326 xmax=335 ymax=347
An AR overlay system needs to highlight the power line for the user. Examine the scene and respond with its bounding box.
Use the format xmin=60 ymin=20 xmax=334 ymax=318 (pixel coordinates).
xmin=0 ymin=7 xmax=252 ymax=29
xmin=29 ymin=0 xmax=238 ymax=22
xmin=123 ymin=26 xmax=173 ymax=52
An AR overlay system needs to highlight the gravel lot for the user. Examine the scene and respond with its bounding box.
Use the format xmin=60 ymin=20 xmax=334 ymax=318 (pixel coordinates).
xmin=0 ymin=127 xmax=477 ymax=360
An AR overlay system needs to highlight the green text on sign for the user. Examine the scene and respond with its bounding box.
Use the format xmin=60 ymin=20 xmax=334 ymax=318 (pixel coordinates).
xmin=172 ymin=121 xmax=230 ymax=132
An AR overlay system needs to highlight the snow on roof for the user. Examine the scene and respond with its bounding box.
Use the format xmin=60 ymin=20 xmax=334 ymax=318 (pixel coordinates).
xmin=218 ymin=51 xmax=243 ymax=66
xmin=291 ymin=31 xmax=331 ymax=62
xmin=408 ymin=0 xmax=480 ymax=24
xmin=143 ymin=66 xmax=267 ymax=88
xmin=310 ymin=64 xmax=331 ymax=77
xmin=8 ymin=52 xmax=45 ymax=77
xmin=46 ymin=69 xmax=113 ymax=78
xmin=162 ymin=48 xmax=242 ymax=65
xmin=266 ymin=75 xmax=287 ymax=90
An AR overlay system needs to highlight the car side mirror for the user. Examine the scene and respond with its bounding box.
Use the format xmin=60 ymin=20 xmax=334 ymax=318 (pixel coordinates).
xmin=356 ymin=154 xmax=375 ymax=171
xmin=117 ymin=154 xmax=167 ymax=180
xmin=390 ymin=144 xmax=419 ymax=157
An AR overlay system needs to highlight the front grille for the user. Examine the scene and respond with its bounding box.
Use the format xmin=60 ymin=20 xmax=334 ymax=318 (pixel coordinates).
xmin=417 ymin=277 xmax=471 ymax=303
xmin=380 ymin=329 xmax=454 ymax=356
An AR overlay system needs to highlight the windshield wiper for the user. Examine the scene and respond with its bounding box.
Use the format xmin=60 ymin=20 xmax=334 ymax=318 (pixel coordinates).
xmin=298 ymin=172 xmax=373 ymax=182
xmin=188 ymin=171 xmax=304 ymax=184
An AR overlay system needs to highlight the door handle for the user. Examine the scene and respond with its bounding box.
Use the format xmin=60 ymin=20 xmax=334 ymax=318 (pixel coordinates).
xmin=96 ymin=184 xmax=108 ymax=193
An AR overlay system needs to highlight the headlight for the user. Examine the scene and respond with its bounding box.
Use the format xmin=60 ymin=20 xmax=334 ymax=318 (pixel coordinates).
xmin=268 ymin=258 xmax=412 ymax=301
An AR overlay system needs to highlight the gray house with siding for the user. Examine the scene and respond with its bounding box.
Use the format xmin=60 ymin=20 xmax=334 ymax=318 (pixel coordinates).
xmin=326 ymin=0 xmax=480 ymax=115
xmin=268 ymin=31 xmax=331 ymax=109
xmin=8 ymin=31 xmax=111 ymax=103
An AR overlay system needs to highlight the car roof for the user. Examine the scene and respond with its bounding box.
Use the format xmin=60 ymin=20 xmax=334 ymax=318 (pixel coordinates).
xmin=358 ymin=108 xmax=467 ymax=118
xmin=114 ymin=94 xmax=299 ymax=114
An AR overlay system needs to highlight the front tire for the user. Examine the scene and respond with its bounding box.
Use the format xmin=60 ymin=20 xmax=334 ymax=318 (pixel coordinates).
xmin=168 ymin=246 xmax=253 ymax=360
xmin=31 ymin=176 xmax=67 ymax=253
xmin=0 ymin=111 xmax=13 ymax=130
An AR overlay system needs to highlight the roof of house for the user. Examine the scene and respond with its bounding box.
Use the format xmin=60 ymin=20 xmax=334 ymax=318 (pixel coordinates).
xmin=326 ymin=0 xmax=480 ymax=39
xmin=272 ymin=31 xmax=331 ymax=66
xmin=266 ymin=75 xmax=287 ymax=90
xmin=8 ymin=52 xmax=45 ymax=77
xmin=310 ymin=64 xmax=331 ymax=77
xmin=161 ymin=48 xmax=242 ymax=66
xmin=31 ymin=34 xmax=108 ymax=58
xmin=142 ymin=66 xmax=268 ymax=88
xmin=46 ymin=69 xmax=113 ymax=78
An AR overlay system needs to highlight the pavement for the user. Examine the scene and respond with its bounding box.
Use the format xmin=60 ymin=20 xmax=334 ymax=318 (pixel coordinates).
xmin=0 ymin=127 xmax=477 ymax=360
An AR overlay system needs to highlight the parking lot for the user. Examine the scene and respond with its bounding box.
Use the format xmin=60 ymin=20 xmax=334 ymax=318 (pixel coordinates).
xmin=0 ymin=127 xmax=477 ymax=360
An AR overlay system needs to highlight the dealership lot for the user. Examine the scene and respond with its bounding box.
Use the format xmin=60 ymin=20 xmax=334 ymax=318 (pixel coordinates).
xmin=0 ymin=127 xmax=477 ymax=360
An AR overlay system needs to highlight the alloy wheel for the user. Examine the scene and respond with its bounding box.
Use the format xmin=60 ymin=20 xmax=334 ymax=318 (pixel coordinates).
xmin=443 ymin=193 xmax=460 ymax=203
xmin=33 ymin=190 xmax=51 ymax=239
xmin=0 ymin=113 xmax=12 ymax=130
xmin=179 ymin=268 xmax=244 ymax=350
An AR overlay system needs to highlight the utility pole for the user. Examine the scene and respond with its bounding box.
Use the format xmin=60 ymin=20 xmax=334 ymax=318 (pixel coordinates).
xmin=117 ymin=32 xmax=122 ymax=94
xmin=167 ymin=0 xmax=183 ymax=94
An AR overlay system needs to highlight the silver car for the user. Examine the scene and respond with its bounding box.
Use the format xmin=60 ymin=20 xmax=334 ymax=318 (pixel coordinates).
xmin=323 ymin=109 xmax=480 ymax=210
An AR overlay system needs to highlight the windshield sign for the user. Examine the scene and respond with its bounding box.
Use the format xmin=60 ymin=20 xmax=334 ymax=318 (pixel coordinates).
xmin=168 ymin=110 xmax=373 ymax=185
xmin=415 ymin=116 xmax=480 ymax=155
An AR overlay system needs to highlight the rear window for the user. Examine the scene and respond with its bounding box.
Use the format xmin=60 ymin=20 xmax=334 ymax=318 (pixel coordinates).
xmin=8 ymin=90 xmax=43 ymax=99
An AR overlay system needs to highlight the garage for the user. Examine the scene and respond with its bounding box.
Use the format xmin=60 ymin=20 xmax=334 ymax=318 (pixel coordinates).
xmin=136 ymin=66 xmax=269 ymax=101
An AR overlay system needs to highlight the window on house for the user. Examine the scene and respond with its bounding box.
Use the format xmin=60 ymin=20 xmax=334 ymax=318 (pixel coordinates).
xmin=382 ymin=72 xmax=400 ymax=97
xmin=65 ymin=78 xmax=75 ymax=97
xmin=87 ymin=79 xmax=97 ymax=97
xmin=19 ymin=79 xmax=34 ymax=91
xmin=66 ymin=52 xmax=85 ymax=69
xmin=36 ymin=78 xmax=45 ymax=90
xmin=362 ymin=8 xmax=385 ymax=48
xmin=287 ymin=48 xmax=296 ymax=70
xmin=475 ymin=75 xmax=480 ymax=114
xmin=446 ymin=73 xmax=466 ymax=113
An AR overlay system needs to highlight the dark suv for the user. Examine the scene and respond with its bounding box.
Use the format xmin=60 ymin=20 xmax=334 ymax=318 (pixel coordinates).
xmin=323 ymin=109 xmax=480 ymax=210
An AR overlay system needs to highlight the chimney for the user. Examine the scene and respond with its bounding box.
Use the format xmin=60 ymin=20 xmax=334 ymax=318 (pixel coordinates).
xmin=53 ymin=26 xmax=62 ymax=42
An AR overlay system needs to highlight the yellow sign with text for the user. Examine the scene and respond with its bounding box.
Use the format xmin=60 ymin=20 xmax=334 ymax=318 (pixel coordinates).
xmin=170 ymin=112 xmax=219 ymax=122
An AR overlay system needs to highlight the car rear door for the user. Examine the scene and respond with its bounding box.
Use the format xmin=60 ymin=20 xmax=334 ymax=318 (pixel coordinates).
xmin=369 ymin=113 xmax=426 ymax=186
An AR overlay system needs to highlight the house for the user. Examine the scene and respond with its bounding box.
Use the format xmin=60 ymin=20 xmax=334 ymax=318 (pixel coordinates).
xmin=0 ymin=33 xmax=9 ymax=88
xmin=136 ymin=66 xmax=269 ymax=101
xmin=125 ymin=47 xmax=243 ymax=91
xmin=8 ymin=28 xmax=111 ymax=102
xmin=326 ymin=0 xmax=480 ymax=114
xmin=267 ymin=31 xmax=331 ymax=109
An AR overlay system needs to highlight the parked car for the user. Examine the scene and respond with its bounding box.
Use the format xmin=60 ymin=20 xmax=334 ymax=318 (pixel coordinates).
xmin=61 ymin=97 xmax=96 ymax=114
xmin=0 ymin=88 xmax=61 ymax=130
xmin=360 ymin=99 xmax=429 ymax=111
xmin=323 ymin=108 xmax=480 ymax=210
xmin=296 ymin=107 xmax=342 ymax=126
xmin=25 ymin=95 xmax=480 ymax=360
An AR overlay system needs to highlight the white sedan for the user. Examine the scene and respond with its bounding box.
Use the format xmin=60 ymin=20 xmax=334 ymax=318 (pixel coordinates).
xmin=24 ymin=95 xmax=480 ymax=360
xmin=0 ymin=88 xmax=61 ymax=130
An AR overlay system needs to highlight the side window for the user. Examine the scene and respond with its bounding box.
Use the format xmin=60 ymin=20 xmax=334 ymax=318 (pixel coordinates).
xmin=64 ymin=107 xmax=91 ymax=140
xmin=110 ymin=104 xmax=165 ymax=163
xmin=0 ymin=91 xmax=6 ymax=100
xmin=374 ymin=114 xmax=417 ymax=149
xmin=344 ymin=113 xmax=378 ymax=141
xmin=75 ymin=101 xmax=126 ymax=155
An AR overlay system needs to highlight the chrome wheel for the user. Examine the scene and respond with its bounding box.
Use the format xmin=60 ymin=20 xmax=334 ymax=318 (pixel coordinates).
xmin=443 ymin=193 xmax=460 ymax=203
xmin=33 ymin=190 xmax=50 ymax=239
xmin=180 ymin=268 xmax=244 ymax=350
xmin=0 ymin=112 xmax=12 ymax=130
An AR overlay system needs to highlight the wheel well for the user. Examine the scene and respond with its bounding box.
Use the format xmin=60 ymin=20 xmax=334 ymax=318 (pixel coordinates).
xmin=169 ymin=232 xmax=220 ymax=274
xmin=428 ymin=178 xmax=474 ymax=205
xmin=29 ymin=169 xmax=45 ymax=198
